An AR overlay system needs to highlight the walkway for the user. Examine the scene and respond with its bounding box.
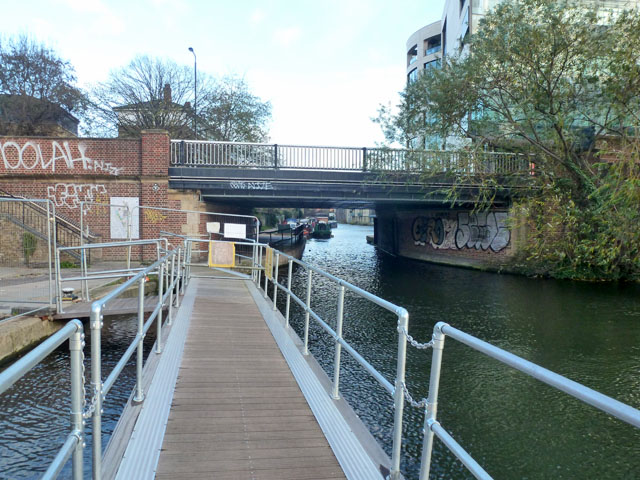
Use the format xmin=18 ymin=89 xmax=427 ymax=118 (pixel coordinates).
xmin=155 ymin=279 xmax=345 ymax=479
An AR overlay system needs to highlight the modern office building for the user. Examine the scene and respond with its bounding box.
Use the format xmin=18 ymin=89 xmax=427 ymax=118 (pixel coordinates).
xmin=405 ymin=21 xmax=442 ymax=85
xmin=438 ymin=0 xmax=640 ymax=61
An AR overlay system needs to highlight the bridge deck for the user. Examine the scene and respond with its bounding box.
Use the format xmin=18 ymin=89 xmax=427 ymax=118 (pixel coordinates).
xmin=155 ymin=279 xmax=346 ymax=479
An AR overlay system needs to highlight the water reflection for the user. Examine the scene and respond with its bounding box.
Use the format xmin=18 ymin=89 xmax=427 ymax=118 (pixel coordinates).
xmin=280 ymin=223 xmax=640 ymax=479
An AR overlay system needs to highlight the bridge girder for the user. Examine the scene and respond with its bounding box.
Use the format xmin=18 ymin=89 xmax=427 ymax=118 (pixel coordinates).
xmin=168 ymin=167 xmax=516 ymax=209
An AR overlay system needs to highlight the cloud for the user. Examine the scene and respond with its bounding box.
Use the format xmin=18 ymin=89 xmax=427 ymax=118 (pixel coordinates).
xmin=273 ymin=26 xmax=301 ymax=47
xmin=249 ymin=65 xmax=404 ymax=147
xmin=250 ymin=8 xmax=266 ymax=25
xmin=59 ymin=0 xmax=124 ymax=35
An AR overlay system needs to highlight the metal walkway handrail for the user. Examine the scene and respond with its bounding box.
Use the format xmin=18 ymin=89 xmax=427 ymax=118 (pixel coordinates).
xmin=414 ymin=322 xmax=640 ymax=480
xmin=190 ymin=240 xmax=410 ymax=479
xmin=0 ymin=320 xmax=85 ymax=480
xmin=193 ymin=240 xmax=640 ymax=480
xmin=86 ymin=245 xmax=182 ymax=479
xmin=55 ymin=238 xmax=184 ymax=480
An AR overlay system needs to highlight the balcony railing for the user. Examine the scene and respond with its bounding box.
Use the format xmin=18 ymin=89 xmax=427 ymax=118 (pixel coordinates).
xmin=425 ymin=45 xmax=441 ymax=55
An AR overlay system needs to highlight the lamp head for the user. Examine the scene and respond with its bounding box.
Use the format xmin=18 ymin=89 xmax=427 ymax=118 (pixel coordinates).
xmin=188 ymin=47 xmax=194 ymax=52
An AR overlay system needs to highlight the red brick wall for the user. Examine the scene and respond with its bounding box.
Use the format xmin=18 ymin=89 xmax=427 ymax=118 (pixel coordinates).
xmin=0 ymin=131 xmax=170 ymax=260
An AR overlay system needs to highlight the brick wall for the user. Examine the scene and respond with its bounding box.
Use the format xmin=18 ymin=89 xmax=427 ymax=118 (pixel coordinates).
xmin=0 ymin=131 xmax=170 ymax=261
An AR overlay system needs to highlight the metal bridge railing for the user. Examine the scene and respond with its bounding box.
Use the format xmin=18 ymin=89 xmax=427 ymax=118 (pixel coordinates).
xmin=0 ymin=319 xmax=85 ymax=480
xmin=170 ymin=139 xmax=534 ymax=174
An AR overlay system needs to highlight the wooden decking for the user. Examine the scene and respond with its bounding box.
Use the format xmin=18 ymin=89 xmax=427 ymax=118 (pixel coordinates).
xmin=54 ymin=296 xmax=160 ymax=320
xmin=156 ymin=279 xmax=346 ymax=480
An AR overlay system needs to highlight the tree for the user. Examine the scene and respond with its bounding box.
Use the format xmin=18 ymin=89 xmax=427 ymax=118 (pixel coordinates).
xmin=377 ymin=0 xmax=640 ymax=280
xmin=199 ymin=76 xmax=271 ymax=142
xmin=88 ymin=57 xmax=271 ymax=142
xmin=88 ymin=55 xmax=195 ymax=138
xmin=0 ymin=35 xmax=86 ymax=135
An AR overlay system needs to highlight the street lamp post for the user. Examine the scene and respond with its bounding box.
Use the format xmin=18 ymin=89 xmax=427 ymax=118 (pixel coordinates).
xmin=188 ymin=47 xmax=197 ymax=139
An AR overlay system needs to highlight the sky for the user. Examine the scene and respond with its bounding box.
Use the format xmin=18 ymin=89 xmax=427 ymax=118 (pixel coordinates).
xmin=0 ymin=0 xmax=445 ymax=146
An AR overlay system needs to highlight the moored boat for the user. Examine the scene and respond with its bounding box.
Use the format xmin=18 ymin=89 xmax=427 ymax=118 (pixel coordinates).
xmin=312 ymin=221 xmax=332 ymax=239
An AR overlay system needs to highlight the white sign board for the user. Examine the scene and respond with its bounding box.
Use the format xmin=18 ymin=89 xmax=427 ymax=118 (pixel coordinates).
xmin=110 ymin=197 xmax=139 ymax=239
xmin=206 ymin=222 xmax=221 ymax=234
xmin=224 ymin=223 xmax=246 ymax=239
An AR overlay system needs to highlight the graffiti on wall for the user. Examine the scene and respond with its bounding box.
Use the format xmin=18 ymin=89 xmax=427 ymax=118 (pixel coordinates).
xmin=412 ymin=211 xmax=510 ymax=252
xmin=47 ymin=184 xmax=107 ymax=210
xmin=0 ymin=140 xmax=122 ymax=175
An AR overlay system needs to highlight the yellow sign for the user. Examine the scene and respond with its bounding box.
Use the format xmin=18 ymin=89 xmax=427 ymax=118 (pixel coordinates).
xmin=265 ymin=247 xmax=274 ymax=279
xmin=208 ymin=241 xmax=236 ymax=268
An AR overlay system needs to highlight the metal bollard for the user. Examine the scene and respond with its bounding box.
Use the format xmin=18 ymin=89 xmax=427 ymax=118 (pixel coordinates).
xmin=332 ymin=285 xmax=345 ymax=400
xmin=303 ymin=269 xmax=312 ymax=355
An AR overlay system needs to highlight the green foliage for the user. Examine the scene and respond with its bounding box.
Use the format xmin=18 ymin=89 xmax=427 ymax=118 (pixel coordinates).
xmin=376 ymin=0 xmax=640 ymax=281
xmin=22 ymin=232 xmax=37 ymax=264
xmin=512 ymin=143 xmax=640 ymax=281
xmin=59 ymin=261 xmax=77 ymax=269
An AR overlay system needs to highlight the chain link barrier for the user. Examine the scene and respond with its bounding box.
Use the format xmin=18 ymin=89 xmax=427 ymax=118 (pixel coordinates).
xmin=397 ymin=325 xmax=433 ymax=409
xmin=398 ymin=325 xmax=435 ymax=350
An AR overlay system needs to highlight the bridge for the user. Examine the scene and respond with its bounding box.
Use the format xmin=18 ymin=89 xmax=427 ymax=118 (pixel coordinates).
xmin=168 ymin=140 xmax=533 ymax=208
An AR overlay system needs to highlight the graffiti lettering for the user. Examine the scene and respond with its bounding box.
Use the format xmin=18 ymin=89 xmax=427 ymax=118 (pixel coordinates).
xmin=412 ymin=212 xmax=510 ymax=252
xmin=229 ymin=181 xmax=274 ymax=190
xmin=47 ymin=184 xmax=107 ymax=210
xmin=0 ymin=140 xmax=122 ymax=176
xmin=143 ymin=209 xmax=167 ymax=224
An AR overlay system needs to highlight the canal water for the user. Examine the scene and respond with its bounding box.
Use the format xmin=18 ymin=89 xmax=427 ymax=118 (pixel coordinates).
xmin=1 ymin=224 xmax=638 ymax=479
xmin=280 ymin=223 xmax=640 ymax=479
xmin=0 ymin=315 xmax=156 ymax=479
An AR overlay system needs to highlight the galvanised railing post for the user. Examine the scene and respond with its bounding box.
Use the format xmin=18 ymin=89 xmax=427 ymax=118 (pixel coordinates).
xmin=362 ymin=147 xmax=367 ymax=171
xmin=285 ymin=259 xmax=293 ymax=328
xmin=264 ymin=249 xmax=270 ymax=298
xmin=168 ymin=253 xmax=175 ymax=325
xmin=419 ymin=322 xmax=446 ymax=480
xmin=272 ymin=252 xmax=279 ymax=310
xmin=257 ymin=245 xmax=263 ymax=288
xmin=390 ymin=308 xmax=409 ymax=480
xmin=134 ymin=278 xmax=145 ymax=403
xmin=69 ymin=324 xmax=84 ymax=480
xmin=303 ymin=269 xmax=312 ymax=355
xmin=156 ymin=261 xmax=164 ymax=354
xmin=174 ymin=248 xmax=181 ymax=307
xmin=332 ymin=285 xmax=345 ymax=400
xmin=90 ymin=303 xmax=103 ymax=480
xmin=274 ymin=143 xmax=278 ymax=168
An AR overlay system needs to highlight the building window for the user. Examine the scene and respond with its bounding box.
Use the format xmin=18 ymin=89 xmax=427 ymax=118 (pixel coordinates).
xmin=408 ymin=68 xmax=418 ymax=84
xmin=407 ymin=45 xmax=418 ymax=66
xmin=424 ymin=59 xmax=441 ymax=70
xmin=460 ymin=7 xmax=470 ymax=44
xmin=424 ymin=35 xmax=441 ymax=56
xmin=442 ymin=20 xmax=447 ymax=58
